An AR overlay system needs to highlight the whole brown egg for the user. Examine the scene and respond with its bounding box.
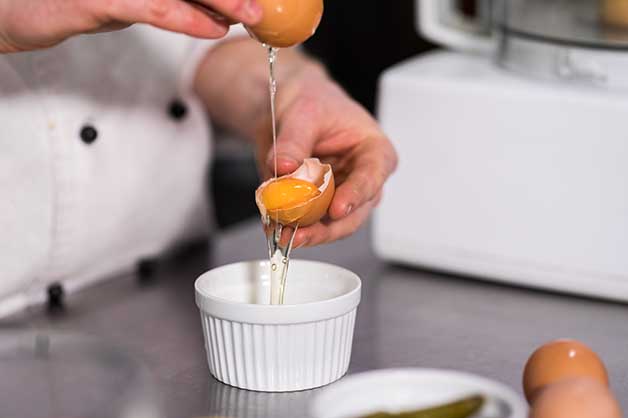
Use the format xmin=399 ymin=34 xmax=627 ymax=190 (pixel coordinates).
xmin=245 ymin=0 xmax=324 ymax=48
xmin=529 ymin=378 xmax=621 ymax=418
xmin=523 ymin=339 xmax=609 ymax=402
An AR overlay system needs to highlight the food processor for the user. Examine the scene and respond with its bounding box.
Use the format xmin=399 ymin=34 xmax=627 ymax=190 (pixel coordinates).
xmin=421 ymin=0 xmax=628 ymax=87
xmin=374 ymin=0 xmax=628 ymax=301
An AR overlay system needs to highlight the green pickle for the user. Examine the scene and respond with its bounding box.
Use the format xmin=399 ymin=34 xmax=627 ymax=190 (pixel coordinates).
xmin=360 ymin=395 xmax=485 ymax=418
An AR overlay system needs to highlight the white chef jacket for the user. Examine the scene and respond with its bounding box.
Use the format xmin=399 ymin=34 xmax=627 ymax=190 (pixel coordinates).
xmin=0 ymin=24 xmax=247 ymax=316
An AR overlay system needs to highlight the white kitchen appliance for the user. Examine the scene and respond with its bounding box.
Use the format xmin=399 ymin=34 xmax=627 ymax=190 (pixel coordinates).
xmin=374 ymin=0 xmax=628 ymax=301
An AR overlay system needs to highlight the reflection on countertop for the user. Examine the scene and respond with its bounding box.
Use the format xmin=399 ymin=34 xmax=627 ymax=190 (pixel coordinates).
xmin=2 ymin=220 xmax=627 ymax=418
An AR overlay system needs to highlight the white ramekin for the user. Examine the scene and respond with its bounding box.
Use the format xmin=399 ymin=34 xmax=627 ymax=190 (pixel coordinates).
xmin=194 ymin=260 xmax=362 ymax=392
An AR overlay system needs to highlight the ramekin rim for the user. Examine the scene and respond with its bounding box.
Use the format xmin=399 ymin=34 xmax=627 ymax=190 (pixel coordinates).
xmin=195 ymin=259 xmax=360 ymax=305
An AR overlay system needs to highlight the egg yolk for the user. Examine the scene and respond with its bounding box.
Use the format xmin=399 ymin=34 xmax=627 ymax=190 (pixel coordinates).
xmin=262 ymin=178 xmax=320 ymax=211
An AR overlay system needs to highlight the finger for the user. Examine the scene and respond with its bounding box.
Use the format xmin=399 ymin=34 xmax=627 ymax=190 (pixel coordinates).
xmin=277 ymin=225 xmax=298 ymax=248
xmin=192 ymin=0 xmax=262 ymax=26
xmin=260 ymin=222 xmax=300 ymax=250
xmin=265 ymin=100 xmax=323 ymax=176
xmin=186 ymin=1 xmax=237 ymax=25
xmin=292 ymin=201 xmax=373 ymax=248
xmin=328 ymin=136 xmax=397 ymax=220
xmin=101 ymin=0 xmax=233 ymax=39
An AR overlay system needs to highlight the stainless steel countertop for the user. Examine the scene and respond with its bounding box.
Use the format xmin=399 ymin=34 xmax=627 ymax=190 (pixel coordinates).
xmin=9 ymin=221 xmax=628 ymax=418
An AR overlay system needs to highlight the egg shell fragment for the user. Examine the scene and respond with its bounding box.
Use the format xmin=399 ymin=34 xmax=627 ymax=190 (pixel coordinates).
xmin=256 ymin=158 xmax=334 ymax=227
xmin=523 ymin=339 xmax=609 ymax=402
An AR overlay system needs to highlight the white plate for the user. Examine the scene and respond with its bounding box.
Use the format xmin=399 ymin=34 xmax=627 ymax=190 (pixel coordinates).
xmin=309 ymin=368 xmax=528 ymax=418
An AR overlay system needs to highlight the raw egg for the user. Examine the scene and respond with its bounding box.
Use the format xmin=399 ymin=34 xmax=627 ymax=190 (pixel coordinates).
xmin=523 ymin=339 xmax=609 ymax=402
xmin=245 ymin=0 xmax=324 ymax=48
xmin=529 ymin=378 xmax=621 ymax=418
xmin=261 ymin=178 xmax=320 ymax=211
xmin=255 ymin=158 xmax=334 ymax=226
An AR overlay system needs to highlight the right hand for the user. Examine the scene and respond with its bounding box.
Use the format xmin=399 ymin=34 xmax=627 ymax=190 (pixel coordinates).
xmin=0 ymin=0 xmax=262 ymax=53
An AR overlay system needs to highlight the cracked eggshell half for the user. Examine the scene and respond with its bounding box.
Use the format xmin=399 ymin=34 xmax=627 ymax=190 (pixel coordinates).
xmin=256 ymin=158 xmax=335 ymax=227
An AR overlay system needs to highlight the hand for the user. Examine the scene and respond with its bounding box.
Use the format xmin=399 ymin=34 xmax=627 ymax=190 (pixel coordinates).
xmin=193 ymin=38 xmax=396 ymax=248
xmin=260 ymin=67 xmax=398 ymax=248
xmin=0 ymin=0 xmax=262 ymax=53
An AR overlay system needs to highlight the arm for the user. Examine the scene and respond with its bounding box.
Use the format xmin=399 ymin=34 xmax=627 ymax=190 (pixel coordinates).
xmin=0 ymin=0 xmax=262 ymax=53
xmin=194 ymin=36 xmax=398 ymax=247
xmin=194 ymin=36 xmax=327 ymax=148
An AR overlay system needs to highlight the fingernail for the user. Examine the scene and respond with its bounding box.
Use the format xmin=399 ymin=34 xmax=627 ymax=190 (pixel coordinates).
xmin=245 ymin=0 xmax=263 ymax=22
xmin=345 ymin=205 xmax=353 ymax=217
xmin=277 ymin=151 xmax=298 ymax=163
xmin=279 ymin=155 xmax=299 ymax=167
xmin=269 ymin=154 xmax=299 ymax=173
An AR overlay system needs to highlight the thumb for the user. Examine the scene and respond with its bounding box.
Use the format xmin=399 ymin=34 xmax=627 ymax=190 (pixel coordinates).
xmin=265 ymin=117 xmax=319 ymax=176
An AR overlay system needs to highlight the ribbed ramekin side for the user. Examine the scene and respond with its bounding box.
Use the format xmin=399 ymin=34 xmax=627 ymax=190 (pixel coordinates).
xmin=200 ymin=309 xmax=357 ymax=392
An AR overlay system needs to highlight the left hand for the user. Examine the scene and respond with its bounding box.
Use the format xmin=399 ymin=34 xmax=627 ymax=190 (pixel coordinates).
xmin=259 ymin=67 xmax=398 ymax=248
xmin=0 ymin=0 xmax=262 ymax=53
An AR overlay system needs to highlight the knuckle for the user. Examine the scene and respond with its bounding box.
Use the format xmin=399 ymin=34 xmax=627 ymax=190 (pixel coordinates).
xmin=225 ymin=0 xmax=247 ymax=15
xmin=368 ymin=150 xmax=393 ymax=190
xmin=147 ymin=0 xmax=170 ymax=19
xmin=367 ymin=135 xmax=398 ymax=178
xmin=96 ymin=0 xmax=120 ymax=21
xmin=388 ymin=143 xmax=399 ymax=173
xmin=373 ymin=166 xmax=387 ymax=191
xmin=353 ymin=171 xmax=371 ymax=190
xmin=349 ymin=176 xmax=371 ymax=205
xmin=355 ymin=168 xmax=380 ymax=201
xmin=336 ymin=224 xmax=357 ymax=242
xmin=379 ymin=136 xmax=399 ymax=174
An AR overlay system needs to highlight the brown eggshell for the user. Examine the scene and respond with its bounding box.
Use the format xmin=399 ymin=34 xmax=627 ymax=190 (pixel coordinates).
xmin=246 ymin=0 xmax=324 ymax=48
xmin=602 ymin=0 xmax=628 ymax=28
xmin=523 ymin=339 xmax=609 ymax=403
xmin=256 ymin=158 xmax=334 ymax=227
xmin=529 ymin=378 xmax=621 ymax=418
